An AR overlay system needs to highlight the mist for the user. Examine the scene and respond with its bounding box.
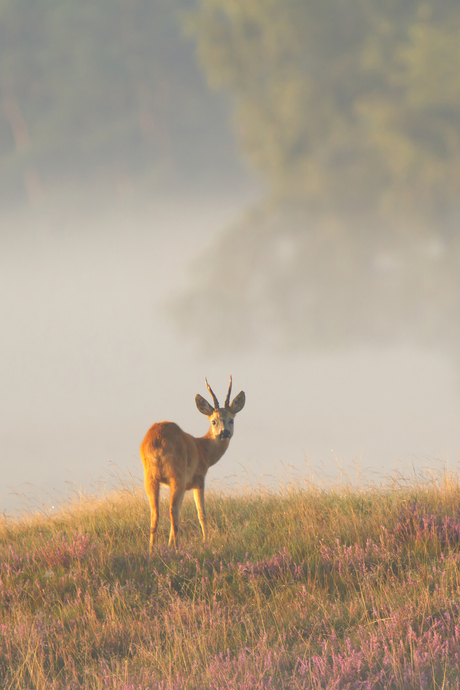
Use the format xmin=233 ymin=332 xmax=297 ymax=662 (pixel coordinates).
xmin=2 ymin=195 xmax=459 ymax=514
xmin=1 ymin=1 xmax=460 ymax=514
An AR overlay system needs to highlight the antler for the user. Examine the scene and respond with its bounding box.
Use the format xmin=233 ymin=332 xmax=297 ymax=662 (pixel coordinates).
xmin=205 ymin=377 xmax=219 ymax=409
xmin=224 ymin=375 xmax=232 ymax=409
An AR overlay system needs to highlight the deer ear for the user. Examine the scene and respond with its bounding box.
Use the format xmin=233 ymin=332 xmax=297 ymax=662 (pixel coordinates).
xmin=229 ymin=391 xmax=245 ymax=414
xmin=195 ymin=394 xmax=214 ymax=416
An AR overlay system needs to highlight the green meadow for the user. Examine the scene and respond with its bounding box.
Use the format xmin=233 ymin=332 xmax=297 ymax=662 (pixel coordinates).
xmin=1 ymin=471 xmax=460 ymax=689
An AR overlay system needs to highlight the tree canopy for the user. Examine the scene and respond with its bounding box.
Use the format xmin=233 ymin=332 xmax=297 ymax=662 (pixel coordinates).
xmin=174 ymin=1 xmax=460 ymax=355
xmin=190 ymin=0 xmax=460 ymax=226
xmin=0 ymin=0 xmax=237 ymax=205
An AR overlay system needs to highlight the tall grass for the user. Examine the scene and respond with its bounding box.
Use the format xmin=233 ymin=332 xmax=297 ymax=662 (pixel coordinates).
xmin=1 ymin=470 xmax=460 ymax=688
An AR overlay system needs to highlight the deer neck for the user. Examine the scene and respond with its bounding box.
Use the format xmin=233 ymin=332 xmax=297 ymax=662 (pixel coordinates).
xmin=197 ymin=432 xmax=230 ymax=469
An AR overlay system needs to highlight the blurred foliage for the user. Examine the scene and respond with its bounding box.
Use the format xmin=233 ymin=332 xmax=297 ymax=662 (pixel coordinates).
xmin=190 ymin=0 xmax=460 ymax=224
xmin=0 ymin=0 xmax=237 ymax=205
xmin=173 ymin=201 xmax=460 ymax=352
xmin=174 ymin=0 xmax=460 ymax=353
xmin=4 ymin=0 xmax=460 ymax=353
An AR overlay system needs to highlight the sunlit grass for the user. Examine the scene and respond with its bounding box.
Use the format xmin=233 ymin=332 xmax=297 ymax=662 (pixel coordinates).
xmin=1 ymin=469 xmax=460 ymax=688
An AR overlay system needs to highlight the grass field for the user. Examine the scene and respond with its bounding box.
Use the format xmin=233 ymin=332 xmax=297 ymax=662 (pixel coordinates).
xmin=1 ymin=470 xmax=460 ymax=689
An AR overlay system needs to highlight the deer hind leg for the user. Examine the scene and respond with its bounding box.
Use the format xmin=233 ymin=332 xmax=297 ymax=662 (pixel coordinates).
xmin=168 ymin=481 xmax=186 ymax=549
xmin=193 ymin=485 xmax=207 ymax=542
xmin=144 ymin=475 xmax=160 ymax=555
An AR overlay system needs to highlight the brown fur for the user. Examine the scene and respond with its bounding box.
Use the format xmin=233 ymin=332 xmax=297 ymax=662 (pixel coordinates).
xmin=140 ymin=379 xmax=245 ymax=551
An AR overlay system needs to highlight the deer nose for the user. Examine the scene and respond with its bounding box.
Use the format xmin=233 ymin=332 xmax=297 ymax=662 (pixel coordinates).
xmin=220 ymin=430 xmax=231 ymax=440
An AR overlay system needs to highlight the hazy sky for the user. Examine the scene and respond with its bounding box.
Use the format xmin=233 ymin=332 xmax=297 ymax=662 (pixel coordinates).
xmin=2 ymin=2 xmax=460 ymax=527
xmin=1 ymin=192 xmax=460 ymax=516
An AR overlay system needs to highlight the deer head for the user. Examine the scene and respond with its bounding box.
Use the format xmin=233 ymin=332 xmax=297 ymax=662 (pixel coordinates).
xmin=195 ymin=376 xmax=246 ymax=440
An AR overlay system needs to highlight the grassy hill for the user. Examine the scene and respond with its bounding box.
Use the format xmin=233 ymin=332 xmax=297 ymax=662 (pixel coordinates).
xmin=1 ymin=472 xmax=460 ymax=689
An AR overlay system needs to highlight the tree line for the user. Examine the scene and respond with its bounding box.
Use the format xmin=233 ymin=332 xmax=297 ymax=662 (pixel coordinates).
xmin=0 ymin=0 xmax=236 ymax=206
xmin=191 ymin=0 xmax=460 ymax=227
xmin=175 ymin=0 xmax=460 ymax=354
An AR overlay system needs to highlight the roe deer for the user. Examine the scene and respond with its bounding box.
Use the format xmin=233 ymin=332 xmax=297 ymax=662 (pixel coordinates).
xmin=140 ymin=376 xmax=245 ymax=551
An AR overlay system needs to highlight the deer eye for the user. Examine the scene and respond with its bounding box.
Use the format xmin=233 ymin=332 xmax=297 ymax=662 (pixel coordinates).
xmin=212 ymin=420 xmax=217 ymax=425
xmin=229 ymin=419 xmax=234 ymax=424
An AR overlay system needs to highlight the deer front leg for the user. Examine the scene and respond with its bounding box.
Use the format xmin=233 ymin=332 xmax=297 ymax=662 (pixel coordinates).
xmin=193 ymin=484 xmax=207 ymax=542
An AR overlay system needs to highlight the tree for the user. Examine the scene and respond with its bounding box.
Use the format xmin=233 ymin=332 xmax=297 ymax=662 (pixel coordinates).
xmin=173 ymin=1 xmax=460 ymax=355
xmin=0 ymin=0 xmax=238 ymax=206
xmin=189 ymin=0 xmax=460 ymax=223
